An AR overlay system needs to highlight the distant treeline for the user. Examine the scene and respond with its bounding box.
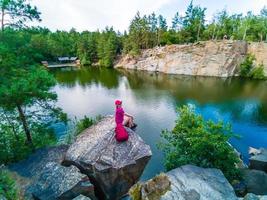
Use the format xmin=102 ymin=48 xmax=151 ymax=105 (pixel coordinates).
xmin=2 ymin=1 xmax=266 ymax=68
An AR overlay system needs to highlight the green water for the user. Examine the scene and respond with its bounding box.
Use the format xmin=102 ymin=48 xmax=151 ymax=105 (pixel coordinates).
xmin=52 ymin=67 xmax=267 ymax=180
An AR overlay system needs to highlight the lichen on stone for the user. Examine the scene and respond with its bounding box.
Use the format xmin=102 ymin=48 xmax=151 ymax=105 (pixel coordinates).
xmin=129 ymin=173 xmax=171 ymax=200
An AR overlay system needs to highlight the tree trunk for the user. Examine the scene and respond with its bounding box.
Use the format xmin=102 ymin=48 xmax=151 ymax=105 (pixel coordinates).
xmin=17 ymin=105 xmax=34 ymax=149
xmin=4 ymin=112 xmax=19 ymax=142
xmin=1 ymin=7 xmax=4 ymax=31
xmin=212 ymin=24 xmax=216 ymax=40
xmin=197 ymin=21 xmax=201 ymax=41
xmin=243 ymin=25 xmax=247 ymax=41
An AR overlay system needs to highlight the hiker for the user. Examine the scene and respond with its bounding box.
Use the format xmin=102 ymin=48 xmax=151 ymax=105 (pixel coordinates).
xmin=115 ymin=100 xmax=134 ymax=128
xmin=114 ymin=100 xmax=135 ymax=142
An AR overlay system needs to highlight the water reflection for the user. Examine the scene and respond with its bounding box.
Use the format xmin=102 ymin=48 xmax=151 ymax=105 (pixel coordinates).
xmin=51 ymin=67 xmax=267 ymax=180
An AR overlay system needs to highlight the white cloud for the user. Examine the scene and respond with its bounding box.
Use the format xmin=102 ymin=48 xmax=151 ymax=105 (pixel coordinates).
xmin=30 ymin=0 xmax=267 ymax=32
xmin=31 ymin=0 xmax=173 ymax=32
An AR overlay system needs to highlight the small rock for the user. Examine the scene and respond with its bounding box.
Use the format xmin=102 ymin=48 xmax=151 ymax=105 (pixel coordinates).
xmin=249 ymin=147 xmax=262 ymax=156
xmin=249 ymin=148 xmax=267 ymax=173
xmin=129 ymin=173 xmax=171 ymax=200
xmin=243 ymin=193 xmax=260 ymax=200
xmin=242 ymin=169 xmax=267 ymax=195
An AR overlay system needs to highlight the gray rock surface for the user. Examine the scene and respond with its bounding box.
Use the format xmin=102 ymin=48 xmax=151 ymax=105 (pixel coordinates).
xmin=242 ymin=169 xmax=267 ymax=195
xmin=242 ymin=193 xmax=267 ymax=200
xmin=249 ymin=148 xmax=267 ymax=173
xmin=63 ymin=116 xmax=152 ymax=200
xmin=29 ymin=162 xmax=95 ymax=200
xmin=161 ymin=165 xmax=238 ymax=200
xmin=116 ymin=41 xmax=247 ymax=77
xmin=8 ymin=145 xmax=96 ymax=200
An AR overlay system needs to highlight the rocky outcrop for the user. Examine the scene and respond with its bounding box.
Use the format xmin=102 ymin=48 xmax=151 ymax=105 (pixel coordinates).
xmin=63 ymin=116 xmax=152 ymax=200
xmin=8 ymin=145 xmax=96 ymax=200
xmin=129 ymin=165 xmax=238 ymax=200
xmin=249 ymin=148 xmax=267 ymax=173
xmin=29 ymin=162 xmax=95 ymax=200
xmin=248 ymin=42 xmax=267 ymax=74
xmin=116 ymin=40 xmax=247 ymax=77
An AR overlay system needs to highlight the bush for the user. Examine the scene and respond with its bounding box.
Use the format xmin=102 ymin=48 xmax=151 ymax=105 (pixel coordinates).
xmin=0 ymin=125 xmax=56 ymax=165
xmin=240 ymin=54 xmax=266 ymax=79
xmin=60 ymin=115 xmax=102 ymax=144
xmin=250 ymin=64 xmax=266 ymax=80
xmin=159 ymin=105 xmax=240 ymax=182
xmin=240 ymin=54 xmax=255 ymax=77
xmin=0 ymin=169 xmax=18 ymax=200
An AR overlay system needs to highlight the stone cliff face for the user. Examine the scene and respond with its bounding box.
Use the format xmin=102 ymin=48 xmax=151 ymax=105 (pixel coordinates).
xmin=116 ymin=40 xmax=250 ymax=77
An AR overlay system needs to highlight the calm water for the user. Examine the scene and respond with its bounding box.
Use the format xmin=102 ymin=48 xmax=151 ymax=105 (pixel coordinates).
xmin=51 ymin=67 xmax=267 ymax=181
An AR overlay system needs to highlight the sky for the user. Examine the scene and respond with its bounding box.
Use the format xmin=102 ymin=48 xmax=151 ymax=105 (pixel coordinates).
xmin=30 ymin=0 xmax=267 ymax=32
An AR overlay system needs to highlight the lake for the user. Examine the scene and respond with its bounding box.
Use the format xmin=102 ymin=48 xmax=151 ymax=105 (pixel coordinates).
xmin=51 ymin=67 xmax=267 ymax=181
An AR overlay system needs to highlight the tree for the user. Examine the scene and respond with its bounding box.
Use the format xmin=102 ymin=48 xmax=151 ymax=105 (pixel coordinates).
xmin=181 ymin=0 xmax=206 ymax=42
xmin=0 ymin=29 xmax=66 ymax=152
xmin=0 ymin=0 xmax=41 ymax=31
xmin=172 ymin=12 xmax=182 ymax=31
xmin=159 ymin=105 xmax=240 ymax=182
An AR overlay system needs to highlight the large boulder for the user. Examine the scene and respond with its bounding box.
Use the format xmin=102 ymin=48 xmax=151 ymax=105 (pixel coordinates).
xmin=249 ymin=148 xmax=267 ymax=173
xmin=129 ymin=165 xmax=238 ymax=200
xmin=242 ymin=169 xmax=267 ymax=195
xmin=8 ymin=145 xmax=96 ymax=200
xmin=63 ymin=116 xmax=152 ymax=200
xmin=163 ymin=165 xmax=238 ymax=200
xmin=29 ymin=162 xmax=95 ymax=200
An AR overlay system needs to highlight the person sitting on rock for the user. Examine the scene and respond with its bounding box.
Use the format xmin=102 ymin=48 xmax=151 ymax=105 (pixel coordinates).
xmin=115 ymin=100 xmax=135 ymax=128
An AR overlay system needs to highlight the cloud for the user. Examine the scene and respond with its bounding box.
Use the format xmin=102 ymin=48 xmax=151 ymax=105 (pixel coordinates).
xmin=30 ymin=0 xmax=267 ymax=32
xmin=31 ymin=0 xmax=173 ymax=31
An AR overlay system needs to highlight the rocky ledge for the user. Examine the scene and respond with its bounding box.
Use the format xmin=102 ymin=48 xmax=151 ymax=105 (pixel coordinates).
xmin=116 ymin=40 xmax=247 ymax=77
xmin=7 ymin=145 xmax=96 ymax=200
xmin=63 ymin=116 xmax=152 ymax=200
xmin=129 ymin=165 xmax=238 ymax=200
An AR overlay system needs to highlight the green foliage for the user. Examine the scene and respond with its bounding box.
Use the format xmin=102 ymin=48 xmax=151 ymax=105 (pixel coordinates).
xmin=240 ymin=54 xmax=255 ymax=77
xmin=0 ymin=23 xmax=67 ymax=163
xmin=0 ymin=0 xmax=41 ymax=30
xmin=250 ymin=64 xmax=266 ymax=80
xmin=159 ymin=105 xmax=240 ymax=182
xmin=0 ymin=169 xmax=18 ymax=200
xmin=60 ymin=115 xmax=103 ymax=144
xmin=240 ymin=54 xmax=266 ymax=79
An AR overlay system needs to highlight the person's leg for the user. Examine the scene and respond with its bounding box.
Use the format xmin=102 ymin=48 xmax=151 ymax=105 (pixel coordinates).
xmin=123 ymin=116 xmax=130 ymax=127
xmin=128 ymin=117 xmax=134 ymax=127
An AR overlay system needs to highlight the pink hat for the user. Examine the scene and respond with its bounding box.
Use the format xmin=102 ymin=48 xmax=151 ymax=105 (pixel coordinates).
xmin=115 ymin=100 xmax=122 ymax=105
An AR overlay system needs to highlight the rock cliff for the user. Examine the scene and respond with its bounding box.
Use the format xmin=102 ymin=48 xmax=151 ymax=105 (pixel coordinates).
xmin=63 ymin=116 xmax=152 ymax=200
xmin=116 ymin=40 xmax=247 ymax=77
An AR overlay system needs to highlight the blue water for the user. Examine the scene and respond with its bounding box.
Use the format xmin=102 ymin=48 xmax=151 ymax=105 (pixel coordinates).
xmin=51 ymin=67 xmax=267 ymax=180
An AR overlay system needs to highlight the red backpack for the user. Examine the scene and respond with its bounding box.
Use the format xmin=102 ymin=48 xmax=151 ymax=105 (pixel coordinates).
xmin=115 ymin=123 xmax=129 ymax=142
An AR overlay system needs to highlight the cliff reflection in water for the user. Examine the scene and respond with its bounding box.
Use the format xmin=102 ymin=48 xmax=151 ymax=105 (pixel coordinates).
xmin=52 ymin=67 xmax=267 ymax=179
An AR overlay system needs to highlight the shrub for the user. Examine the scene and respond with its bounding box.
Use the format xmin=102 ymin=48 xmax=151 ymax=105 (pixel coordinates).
xmin=240 ymin=54 xmax=266 ymax=79
xmin=240 ymin=54 xmax=255 ymax=77
xmin=60 ymin=115 xmax=102 ymax=144
xmin=250 ymin=64 xmax=266 ymax=80
xmin=159 ymin=105 xmax=240 ymax=182
xmin=0 ymin=169 xmax=18 ymax=200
